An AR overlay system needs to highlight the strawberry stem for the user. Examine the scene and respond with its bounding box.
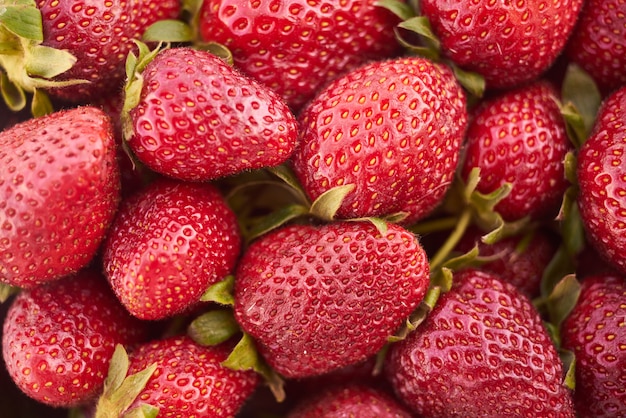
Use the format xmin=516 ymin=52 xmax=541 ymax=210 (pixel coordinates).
xmin=429 ymin=208 xmax=472 ymax=271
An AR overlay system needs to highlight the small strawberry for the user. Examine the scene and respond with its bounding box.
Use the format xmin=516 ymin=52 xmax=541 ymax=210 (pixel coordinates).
xmin=124 ymin=46 xmax=298 ymax=182
xmin=460 ymin=81 xmax=572 ymax=222
xmin=2 ymin=268 xmax=149 ymax=408
xmin=0 ymin=106 xmax=120 ymax=288
xmin=560 ymin=274 xmax=626 ymax=418
xmin=102 ymin=178 xmax=242 ymax=320
xmin=291 ymin=56 xmax=467 ymax=225
xmin=419 ymin=0 xmax=583 ymax=89
xmin=233 ymin=221 xmax=430 ymax=379
xmin=198 ymin=0 xmax=403 ymax=111
xmin=385 ymin=269 xmax=575 ymax=418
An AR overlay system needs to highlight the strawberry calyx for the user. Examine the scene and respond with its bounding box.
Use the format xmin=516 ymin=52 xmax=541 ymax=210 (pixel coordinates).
xmin=0 ymin=282 xmax=19 ymax=303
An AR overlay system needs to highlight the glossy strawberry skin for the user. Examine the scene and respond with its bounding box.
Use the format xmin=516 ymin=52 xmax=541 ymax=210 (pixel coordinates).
xmin=292 ymin=57 xmax=467 ymax=225
xmin=385 ymin=269 xmax=575 ymax=418
xmin=0 ymin=106 xmax=120 ymax=288
xmin=420 ymin=0 xmax=582 ymax=89
xmin=561 ymin=274 xmax=626 ymax=418
xmin=128 ymin=47 xmax=298 ymax=182
xmin=2 ymin=268 xmax=148 ymax=408
xmin=234 ymin=221 xmax=429 ymax=379
xmin=461 ymin=81 xmax=572 ymax=221
xmin=198 ymin=0 xmax=403 ymax=111
xmin=577 ymin=86 xmax=626 ymax=275
xmin=102 ymin=178 xmax=241 ymax=320
xmin=127 ymin=336 xmax=259 ymax=418
xmin=39 ymin=0 xmax=180 ymax=102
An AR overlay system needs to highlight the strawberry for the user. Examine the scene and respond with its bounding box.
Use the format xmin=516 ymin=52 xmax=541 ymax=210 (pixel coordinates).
xmin=565 ymin=0 xmax=626 ymax=95
xmin=460 ymin=81 xmax=572 ymax=222
xmin=0 ymin=106 xmax=120 ymax=288
xmin=384 ymin=269 xmax=575 ymax=417
xmin=419 ymin=0 xmax=583 ymax=89
xmin=124 ymin=336 xmax=259 ymax=417
xmin=125 ymin=46 xmax=298 ymax=182
xmin=560 ymin=274 xmax=626 ymax=418
xmin=577 ymin=86 xmax=626 ymax=274
xmin=2 ymin=268 xmax=148 ymax=408
xmin=102 ymin=177 xmax=242 ymax=320
xmin=198 ymin=0 xmax=403 ymax=111
xmin=291 ymin=56 xmax=467 ymax=225
xmin=233 ymin=221 xmax=430 ymax=379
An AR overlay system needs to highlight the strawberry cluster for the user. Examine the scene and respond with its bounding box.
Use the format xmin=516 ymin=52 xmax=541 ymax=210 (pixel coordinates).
xmin=0 ymin=0 xmax=625 ymax=417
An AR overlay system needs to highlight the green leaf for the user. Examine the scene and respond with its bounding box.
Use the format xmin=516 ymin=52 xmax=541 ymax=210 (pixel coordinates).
xmin=561 ymin=102 xmax=588 ymax=149
xmin=546 ymin=274 xmax=581 ymax=329
xmin=393 ymin=28 xmax=440 ymax=61
xmin=24 ymin=44 xmax=79 ymax=79
xmin=559 ymin=349 xmax=576 ymax=391
xmin=0 ymin=2 xmax=43 ymax=41
xmin=200 ymin=275 xmax=235 ymax=306
xmin=102 ymin=345 xmax=131 ymax=397
xmin=374 ymin=0 xmax=416 ymax=20
xmin=188 ymin=310 xmax=241 ymax=346
xmin=0 ymin=70 xmax=26 ymax=111
xmin=142 ymin=19 xmax=194 ymax=43
xmin=30 ymin=87 xmax=53 ymax=117
xmin=309 ymin=183 xmax=355 ymax=221
xmin=561 ymin=63 xmax=601 ymax=146
xmin=246 ymin=203 xmax=309 ymax=242
xmin=397 ymin=16 xmax=441 ymax=50
xmin=452 ymin=64 xmax=485 ymax=99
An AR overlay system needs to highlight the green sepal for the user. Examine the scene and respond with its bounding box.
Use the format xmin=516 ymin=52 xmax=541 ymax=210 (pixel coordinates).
xmin=558 ymin=187 xmax=586 ymax=257
xmin=122 ymin=404 xmax=159 ymax=418
xmin=188 ymin=310 xmax=241 ymax=346
xmin=546 ymin=274 xmax=581 ymax=330
xmin=398 ymin=16 xmax=441 ymax=51
xmin=561 ymin=63 xmax=601 ymax=147
xmin=30 ymin=87 xmax=53 ymax=117
xmin=388 ymin=285 xmax=441 ymax=342
xmin=200 ymin=275 xmax=235 ymax=306
xmin=0 ymin=70 xmax=26 ymax=111
xmin=347 ymin=217 xmax=389 ymax=236
xmin=452 ymin=64 xmax=485 ymax=99
xmin=142 ymin=19 xmax=194 ymax=43
xmin=308 ymin=183 xmax=355 ymax=221
xmin=0 ymin=1 xmax=43 ymax=41
xmin=195 ymin=42 xmax=233 ymax=66
xmin=561 ymin=102 xmax=588 ymax=150
xmin=267 ymin=165 xmax=310 ymax=206
xmin=539 ymin=245 xmax=576 ymax=300
xmin=559 ymin=349 xmax=576 ymax=391
xmin=25 ymin=44 xmax=77 ymax=78
xmin=0 ymin=282 xmax=19 ymax=303
xmin=393 ymin=28 xmax=440 ymax=61
xmin=374 ymin=0 xmax=416 ymax=20
xmin=245 ymin=203 xmax=309 ymax=243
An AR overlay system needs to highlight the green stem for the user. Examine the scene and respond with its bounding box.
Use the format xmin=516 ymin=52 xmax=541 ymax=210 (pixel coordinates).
xmin=429 ymin=209 xmax=472 ymax=271
xmin=410 ymin=215 xmax=459 ymax=235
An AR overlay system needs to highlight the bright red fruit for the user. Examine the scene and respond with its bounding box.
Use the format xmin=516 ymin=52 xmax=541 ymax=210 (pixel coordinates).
xmin=234 ymin=221 xmax=429 ymax=378
xmin=385 ymin=269 xmax=575 ymax=418
xmin=292 ymin=56 xmax=467 ymax=225
xmin=102 ymin=178 xmax=241 ymax=320
xmin=0 ymin=106 xmax=120 ymax=288
xmin=2 ymin=268 xmax=148 ymax=408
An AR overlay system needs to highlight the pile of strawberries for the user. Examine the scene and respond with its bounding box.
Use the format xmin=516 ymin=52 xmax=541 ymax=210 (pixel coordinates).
xmin=1 ymin=0 xmax=625 ymax=417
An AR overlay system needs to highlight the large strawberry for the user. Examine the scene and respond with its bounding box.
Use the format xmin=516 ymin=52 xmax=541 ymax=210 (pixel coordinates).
xmin=0 ymin=106 xmax=120 ymax=288
xmin=124 ymin=46 xmax=298 ymax=182
xmin=102 ymin=178 xmax=241 ymax=320
xmin=385 ymin=269 xmax=575 ymax=417
xmin=234 ymin=221 xmax=430 ymax=379
xmin=561 ymin=274 xmax=626 ymax=418
xmin=198 ymin=0 xmax=403 ymax=111
xmin=2 ymin=268 xmax=148 ymax=408
xmin=291 ymin=56 xmax=467 ymax=225
xmin=577 ymin=86 xmax=626 ymax=274
xmin=419 ymin=0 xmax=583 ymax=89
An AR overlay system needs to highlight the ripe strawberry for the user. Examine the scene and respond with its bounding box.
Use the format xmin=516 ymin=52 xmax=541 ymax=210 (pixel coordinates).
xmin=561 ymin=274 xmax=626 ymax=418
xmin=198 ymin=0 xmax=403 ymax=111
xmin=0 ymin=106 xmax=120 ymax=288
xmin=125 ymin=47 xmax=298 ymax=182
xmin=384 ymin=269 xmax=575 ymax=418
xmin=419 ymin=0 xmax=583 ymax=89
xmin=102 ymin=178 xmax=242 ymax=320
xmin=291 ymin=56 xmax=467 ymax=225
xmin=233 ymin=221 xmax=430 ymax=379
xmin=286 ymin=383 xmax=414 ymax=418
xmin=125 ymin=336 xmax=259 ymax=417
xmin=577 ymin=86 xmax=626 ymax=274
xmin=460 ymin=81 xmax=572 ymax=221
xmin=565 ymin=0 xmax=626 ymax=95
xmin=2 ymin=268 xmax=149 ymax=408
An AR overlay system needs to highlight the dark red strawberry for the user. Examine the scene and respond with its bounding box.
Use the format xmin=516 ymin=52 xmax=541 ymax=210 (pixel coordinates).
xmin=2 ymin=268 xmax=149 ymax=408
xmin=198 ymin=0 xmax=403 ymax=111
xmin=234 ymin=221 xmax=429 ymax=379
xmin=577 ymin=86 xmax=626 ymax=274
xmin=461 ymin=81 xmax=572 ymax=221
xmin=419 ymin=0 xmax=583 ymax=89
xmin=124 ymin=336 xmax=259 ymax=417
xmin=291 ymin=56 xmax=467 ymax=225
xmin=561 ymin=274 xmax=626 ymax=418
xmin=125 ymin=46 xmax=298 ymax=182
xmin=0 ymin=106 xmax=120 ymax=288
xmin=385 ymin=269 xmax=575 ymax=418
xmin=102 ymin=178 xmax=241 ymax=320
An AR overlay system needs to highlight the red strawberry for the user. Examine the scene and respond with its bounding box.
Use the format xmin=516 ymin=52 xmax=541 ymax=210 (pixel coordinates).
xmin=561 ymin=274 xmax=626 ymax=418
xmin=0 ymin=106 xmax=120 ymax=288
xmin=102 ymin=178 xmax=242 ymax=320
xmin=234 ymin=221 xmax=429 ymax=379
xmin=577 ymin=86 xmax=626 ymax=274
xmin=460 ymin=81 xmax=572 ymax=221
xmin=124 ymin=336 xmax=259 ymax=417
xmin=125 ymin=47 xmax=298 ymax=182
xmin=566 ymin=0 xmax=626 ymax=95
xmin=291 ymin=56 xmax=467 ymax=225
xmin=2 ymin=268 xmax=148 ymax=408
xmin=384 ymin=269 xmax=575 ymax=418
xmin=419 ymin=0 xmax=583 ymax=89
xmin=198 ymin=0 xmax=403 ymax=111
